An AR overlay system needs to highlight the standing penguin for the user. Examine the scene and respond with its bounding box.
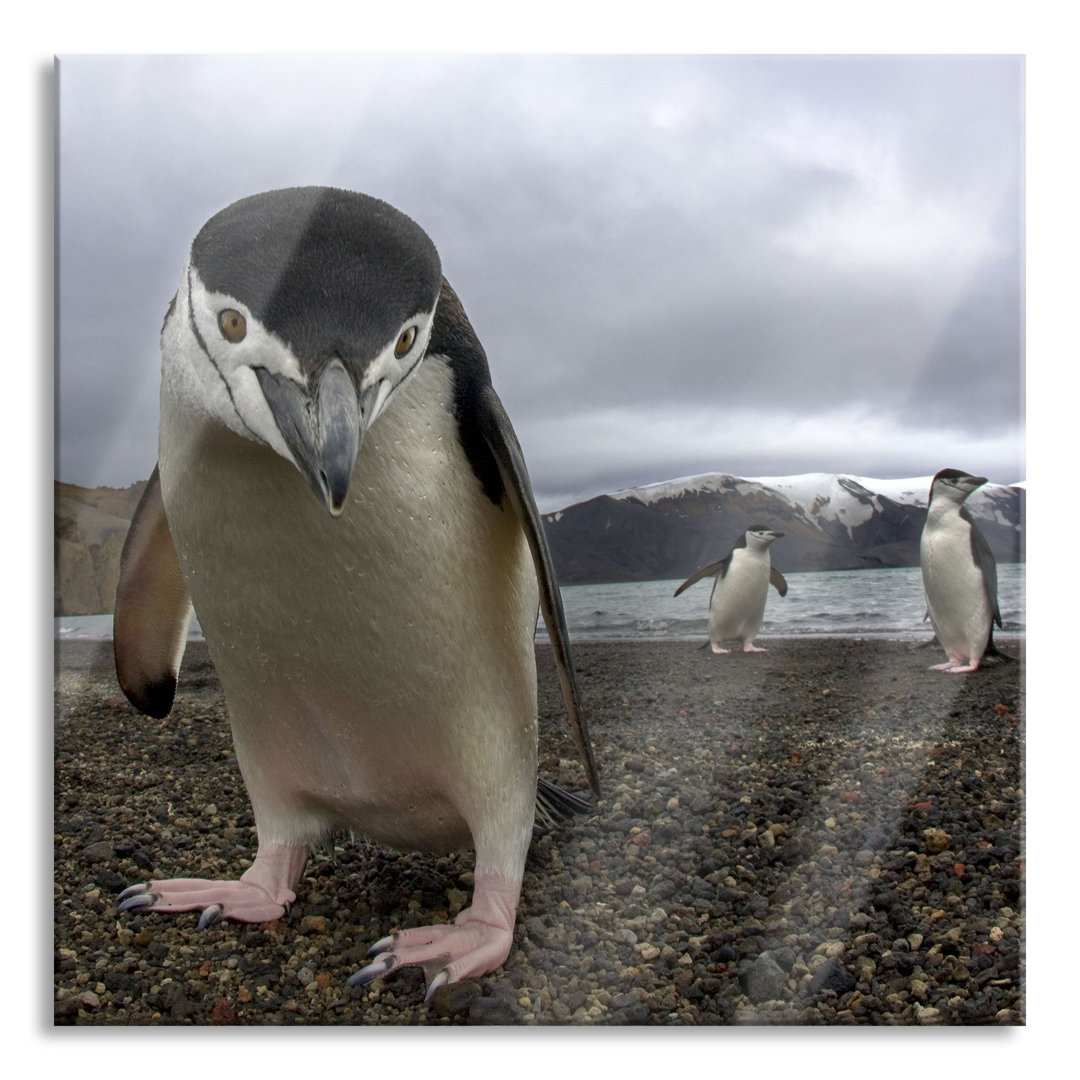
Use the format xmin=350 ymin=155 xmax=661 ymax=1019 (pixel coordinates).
xmin=112 ymin=187 xmax=600 ymax=1002
xmin=674 ymin=526 xmax=787 ymax=653
xmin=920 ymin=467 xmax=1003 ymax=673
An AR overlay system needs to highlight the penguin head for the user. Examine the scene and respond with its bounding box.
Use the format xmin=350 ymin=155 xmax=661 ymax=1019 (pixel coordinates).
xmin=744 ymin=525 xmax=783 ymax=551
xmin=928 ymin=468 xmax=988 ymax=506
xmin=166 ymin=187 xmax=443 ymax=516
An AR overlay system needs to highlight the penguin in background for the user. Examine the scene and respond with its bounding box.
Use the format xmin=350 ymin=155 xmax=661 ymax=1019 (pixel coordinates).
xmin=111 ymin=187 xmax=600 ymax=1002
xmin=674 ymin=525 xmax=787 ymax=653
xmin=920 ymin=467 xmax=1006 ymax=673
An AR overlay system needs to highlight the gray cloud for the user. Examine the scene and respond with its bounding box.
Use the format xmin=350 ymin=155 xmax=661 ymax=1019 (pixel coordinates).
xmin=56 ymin=54 xmax=1024 ymax=511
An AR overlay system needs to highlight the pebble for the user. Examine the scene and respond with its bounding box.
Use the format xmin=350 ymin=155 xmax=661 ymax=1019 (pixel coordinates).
xmin=54 ymin=637 xmax=1024 ymax=1026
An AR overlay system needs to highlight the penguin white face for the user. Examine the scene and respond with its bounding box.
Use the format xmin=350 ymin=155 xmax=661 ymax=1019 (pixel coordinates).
xmin=929 ymin=468 xmax=988 ymax=506
xmin=745 ymin=527 xmax=783 ymax=551
xmin=163 ymin=187 xmax=443 ymax=516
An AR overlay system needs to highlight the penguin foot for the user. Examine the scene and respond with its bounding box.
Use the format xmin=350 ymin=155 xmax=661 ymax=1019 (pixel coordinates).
xmin=741 ymin=644 xmax=767 ymax=653
xmin=710 ymin=644 xmax=731 ymax=654
xmin=930 ymin=659 xmax=978 ymax=673
xmin=117 ymin=878 xmax=292 ymax=922
xmin=116 ymin=842 xmax=308 ymax=924
xmin=348 ymin=869 xmax=519 ymax=1001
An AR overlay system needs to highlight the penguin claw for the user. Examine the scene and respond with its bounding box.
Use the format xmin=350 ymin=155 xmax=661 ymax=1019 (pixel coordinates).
xmin=368 ymin=934 xmax=395 ymax=957
xmin=117 ymin=888 xmax=158 ymax=913
xmin=196 ymin=903 xmax=224 ymax=929
xmin=347 ymin=953 xmax=396 ymax=988
xmin=424 ymin=969 xmax=450 ymax=1003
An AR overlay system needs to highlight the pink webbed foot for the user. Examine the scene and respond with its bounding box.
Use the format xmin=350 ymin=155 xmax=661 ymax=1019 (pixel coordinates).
xmin=348 ymin=870 xmax=520 ymax=1002
xmin=742 ymin=643 xmax=767 ymax=653
xmin=930 ymin=659 xmax=978 ymax=674
xmin=710 ymin=644 xmax=731 ymax=654
xmin=117 ymin=843 xmax=308 ymax=928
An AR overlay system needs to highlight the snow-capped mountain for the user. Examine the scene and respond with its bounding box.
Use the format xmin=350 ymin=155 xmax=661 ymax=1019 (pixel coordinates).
xmin=542 ymin=472 xmax=1024 ymax=584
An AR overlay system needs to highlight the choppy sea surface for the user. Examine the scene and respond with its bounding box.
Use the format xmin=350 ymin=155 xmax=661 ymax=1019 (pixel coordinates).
xmin=56 ymin=565 xmax=1024 ymax=645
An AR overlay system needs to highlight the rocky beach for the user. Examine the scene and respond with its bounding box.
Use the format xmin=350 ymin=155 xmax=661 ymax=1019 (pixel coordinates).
xmin=54 ymin=635 xmax=1024 ymax=1026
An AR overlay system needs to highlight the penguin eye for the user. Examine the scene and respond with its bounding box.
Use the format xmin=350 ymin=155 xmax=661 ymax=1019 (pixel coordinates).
xmin=394 ymin=326 xmax=417 ymax=358
xmin=218 ymin=309 xmax=247 ymax=343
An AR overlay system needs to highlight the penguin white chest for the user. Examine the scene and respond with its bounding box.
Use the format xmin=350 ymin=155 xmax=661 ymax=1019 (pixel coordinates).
xmin=710 ymin=552 xmax=770 ymax=640
xmin=158 ymin=360 xmax=540 ymax=858
xmin=921 ymin=509 xmax=991 ymax=659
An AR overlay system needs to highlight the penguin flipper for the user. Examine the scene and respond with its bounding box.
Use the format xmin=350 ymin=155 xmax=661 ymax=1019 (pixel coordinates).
xmin=770 ymin=567 xmax=788 ymax=597
xmin=966 ymin=516 xmax=1003 ymax=628
xmin=475 ymin=383 xmax=601 ymax=797
xmin=113 ymin=465 xmax=192 ymax=718
xmin=673 ymin=557 xmax=728 ymax=597
xmin=534 ymin=776 xmax=593 ymax=829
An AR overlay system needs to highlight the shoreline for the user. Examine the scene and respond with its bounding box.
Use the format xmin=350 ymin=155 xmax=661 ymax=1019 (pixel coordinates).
xmin=55 ymin=636 xmax=1024 ymax=1025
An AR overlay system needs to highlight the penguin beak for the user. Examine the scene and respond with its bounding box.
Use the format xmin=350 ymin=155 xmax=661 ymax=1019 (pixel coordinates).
xmin=951 ymin=475 xmax=988 ymax=497
xmin=255 ymin=359 xmax=367 ymax=517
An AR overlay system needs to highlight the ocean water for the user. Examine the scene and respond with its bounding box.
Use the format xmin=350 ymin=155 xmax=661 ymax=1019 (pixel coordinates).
xmin=540 ymin=564 xmax=1025 ymax=643
xmin=56 ymin=564 xmax=1024 ymax=645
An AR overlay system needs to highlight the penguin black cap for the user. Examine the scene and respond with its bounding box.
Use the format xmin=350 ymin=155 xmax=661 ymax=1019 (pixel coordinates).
xmin=190 ymin=187 xmax=443 ymax=367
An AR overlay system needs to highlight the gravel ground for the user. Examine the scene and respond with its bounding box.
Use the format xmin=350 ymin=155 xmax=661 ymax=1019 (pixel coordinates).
xmin=54 ymin=634 xmax=1024 ymax=1026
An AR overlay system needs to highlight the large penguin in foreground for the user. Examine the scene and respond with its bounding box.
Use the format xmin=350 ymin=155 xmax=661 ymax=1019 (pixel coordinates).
xmin=113 ymin=187 xmax=600 ymax=1002
xmin=920 ymin=467 xmax=1004 ymax=673
xmin=674 ymin=526 xmax=787 ymax=653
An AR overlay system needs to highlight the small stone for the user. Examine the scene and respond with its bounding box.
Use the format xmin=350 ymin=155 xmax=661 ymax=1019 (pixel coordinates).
xmin=82 ymin=841 xmax=114 ymax=863
xmin=299 ymin=915 xmax=328 ymax=935
xmin=210 ymin=997 xmax=238 ymax=1024
xmin=810 ymin=957 xmax=856 ymax=996
xmin=744 ymin=954 xmax=786 ymax=1003
xmin=923 ymin=828 xmax=950 ymax=854
xmin=468 ymin=996 xmax=523 ymax=1024
xmin=429 ymin=979 xmax=482 ymax=1018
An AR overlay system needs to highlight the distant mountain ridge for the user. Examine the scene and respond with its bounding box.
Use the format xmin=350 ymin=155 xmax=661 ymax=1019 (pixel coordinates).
xmin=53 ymin=471 xmax=1026 ymax=613
xmin=542 ymin=472 xmax=1025 ymax=584
xmin=54 ymin=480 xmax=147 ymax=615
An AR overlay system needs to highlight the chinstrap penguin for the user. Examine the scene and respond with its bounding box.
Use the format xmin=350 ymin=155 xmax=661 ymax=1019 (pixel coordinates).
xmin=674 ymin=526 xmax=787 ymax=653
xmin=112 ymin=186 xmax=600 ymax=1002
xmin=920 ymin=467 xmax=1004 ymax=673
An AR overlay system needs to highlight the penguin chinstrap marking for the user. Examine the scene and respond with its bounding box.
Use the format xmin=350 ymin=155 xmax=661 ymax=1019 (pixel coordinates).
xmin=674 ymin=526 xmax=787 ymax=653
xmin=112 ymin=187 xmax=600 ymax=1002
xmin=920 ymin=468 xmax=1003 ymax=674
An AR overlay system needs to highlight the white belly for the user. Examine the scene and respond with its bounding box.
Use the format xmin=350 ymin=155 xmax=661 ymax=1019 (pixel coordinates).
xmin=159 ymin=361 xmax=539 ymax=869
xmin=709 ymin=554 xmax=769 ymax=643
xmin=921 ymin=514 xmax=992 ymax=663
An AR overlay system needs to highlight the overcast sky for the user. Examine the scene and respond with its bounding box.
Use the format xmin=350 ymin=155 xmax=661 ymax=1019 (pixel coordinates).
xmin=56 ymin=53 xmax=1024 ymax=511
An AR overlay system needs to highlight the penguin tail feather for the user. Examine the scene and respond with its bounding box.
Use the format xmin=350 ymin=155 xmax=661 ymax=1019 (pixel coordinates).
xmin=981 ymin=636 xmax=1014 ymax=665
xmin=534 ymin=776 xmax=594 ymax=830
